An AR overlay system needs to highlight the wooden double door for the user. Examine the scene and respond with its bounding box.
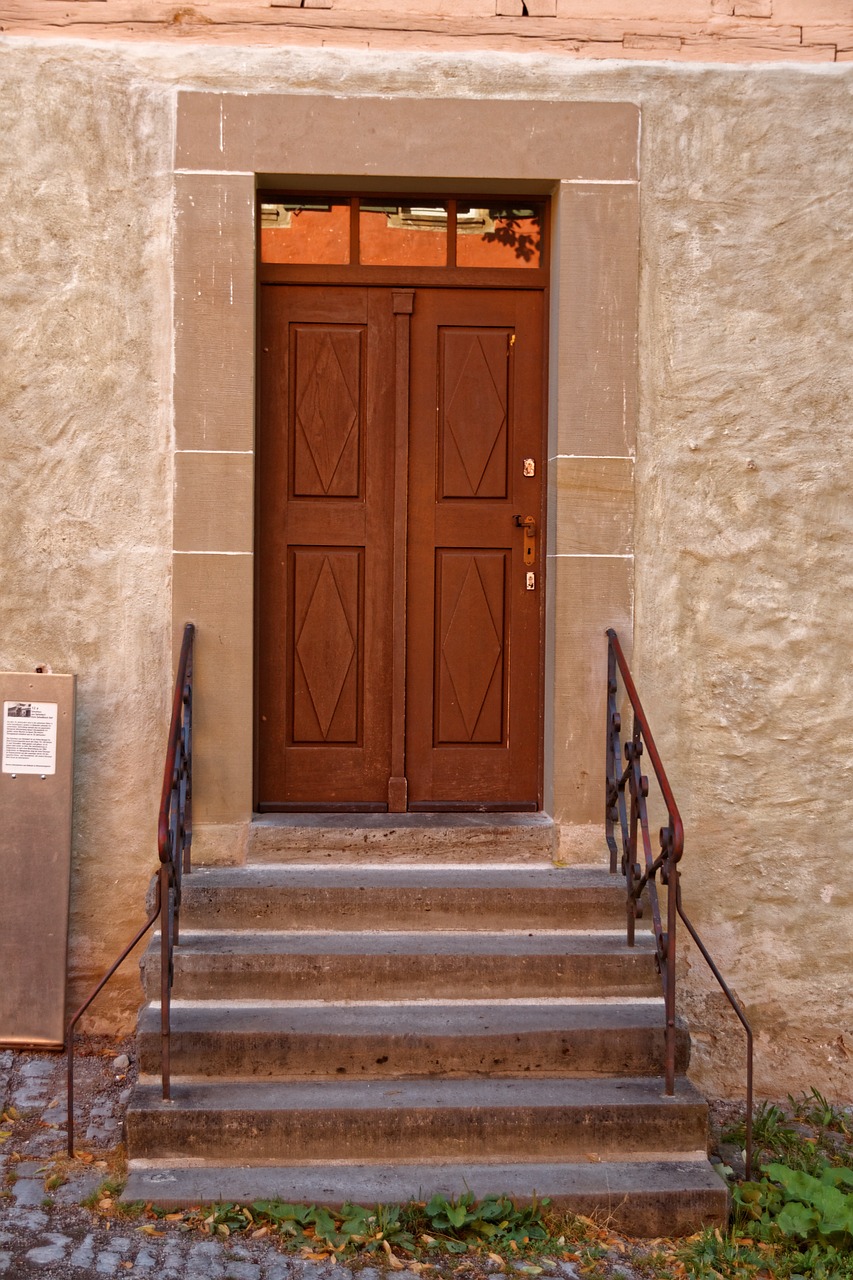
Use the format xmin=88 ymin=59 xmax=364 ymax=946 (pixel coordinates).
xmin=257 ymin=284 xmax=545 ymax=812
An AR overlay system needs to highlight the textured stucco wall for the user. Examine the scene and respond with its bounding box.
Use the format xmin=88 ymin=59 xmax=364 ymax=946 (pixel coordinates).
xmin=0 ymin=45 xmax=174 ymax=1031
xmin=1 ymin=36 xmax=851 ymax=1096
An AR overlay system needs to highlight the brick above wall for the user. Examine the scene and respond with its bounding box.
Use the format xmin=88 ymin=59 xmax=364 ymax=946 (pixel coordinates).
xmin=1 ymin=0 xmax=852 ymax=60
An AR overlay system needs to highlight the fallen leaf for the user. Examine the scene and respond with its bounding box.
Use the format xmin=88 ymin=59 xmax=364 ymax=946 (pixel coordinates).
xmin=585 ymin=1153 xmax=601 ymax=1163
xmin=139 ymin=1226 xmax=165 ymax=1236
xmin=98 ymin=1199 xmax=113 ymax=1211
xmin=0 ymin=1131 xmax=11 ymax=1144
xmin=165 ymin=1213 xmax=184 ymax=1221
xmin=251 ymin=1227 xmax=269 ymax=1239
xmin=487 ymin=1253 xmax=506 ymax=1270
xmin=382 ymin=1240 xmax=405 ymax=1270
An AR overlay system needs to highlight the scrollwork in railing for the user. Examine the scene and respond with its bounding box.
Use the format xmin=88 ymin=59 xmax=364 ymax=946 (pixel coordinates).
xmin=605 ymin=627 xmax=753 ymax=1176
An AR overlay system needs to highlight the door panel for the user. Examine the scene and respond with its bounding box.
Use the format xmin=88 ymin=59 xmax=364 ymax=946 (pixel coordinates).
xmin=257 ymin=284 xmax=544 ymax=811
xmin=435 ymin=549 xmax=507 ymax=745
xmin=406 ymin=289 xmax=544 ymax=808
xmin=257 ymin=287 xmax=395 ymax=808
xmin=439 ymin=328 xmax=510 ymax=499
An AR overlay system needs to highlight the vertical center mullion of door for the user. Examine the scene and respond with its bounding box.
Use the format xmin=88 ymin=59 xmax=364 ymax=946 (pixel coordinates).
xmin=388 ymin=289 xmax=415 ymax=812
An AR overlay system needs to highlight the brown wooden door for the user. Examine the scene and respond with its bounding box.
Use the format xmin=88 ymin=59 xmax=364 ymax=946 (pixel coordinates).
xmin=406 ymin=289 xmax=544 ymax=809
xmin=257 ymin=284 xmax=544 ymax=811
xmin=257 ymin=286 xmax=396 ymax=808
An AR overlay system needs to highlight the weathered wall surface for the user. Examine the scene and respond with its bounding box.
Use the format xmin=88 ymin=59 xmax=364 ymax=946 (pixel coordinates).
xmin=1 ymin=34 xmax=851 ymax=1096
xmin=631 ymin=66 xmax=853 ymax=1098
xmin=0 ymin=45 xmax=175 ymax=1030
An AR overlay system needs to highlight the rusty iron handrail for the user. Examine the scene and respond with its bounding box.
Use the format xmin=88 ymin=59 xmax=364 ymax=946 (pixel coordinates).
xmin=605 ymin=627 xmax=753 ymax=1177
xmin=66 ymin=622 xmax=194 ymax=1155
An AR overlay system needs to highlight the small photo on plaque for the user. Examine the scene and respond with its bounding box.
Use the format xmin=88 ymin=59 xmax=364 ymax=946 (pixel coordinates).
xmin=2 ymin=701 xmax=59 ymax=775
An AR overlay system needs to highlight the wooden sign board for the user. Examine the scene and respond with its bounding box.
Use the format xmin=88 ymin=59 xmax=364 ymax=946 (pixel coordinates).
xmin=0 ymin=672 xmax=76 ymax=1049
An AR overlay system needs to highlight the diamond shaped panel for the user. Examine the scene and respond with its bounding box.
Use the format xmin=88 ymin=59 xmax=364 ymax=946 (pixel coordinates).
xmin=295 ymin=557 xmax=356 ymax=739
xmin=440 ymin=555 xmax=503 ymax=741
xmin=294 ymin=327 xmax=360 ymax=495
xmin=442 ymin=330 xmax=508 ymax=497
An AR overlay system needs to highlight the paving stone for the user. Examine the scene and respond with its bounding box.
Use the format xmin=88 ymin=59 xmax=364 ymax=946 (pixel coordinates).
xmin=221 ymin=1261 xmax=261 ymax=1280
xmin=266 ymin=1266 xmax=295 ymax=1280
xmin=186 ymin=1264 xmax=226 ymax=1278
xmin=7 ymin=1208 xmax=49 ymax=1231
xmin=10 ymin=1177 xmax=48 ymax=1208
xmin=193 ymin=1242 xmax=230 ymax=1259
xmin=133 ymin=1248 xmax=159 ymax=1268
xmin=54 ymin=1169 xmax=102 ymax=1205
xmin=69 ymin=1234 xmax=96 ymax=1268
xmin=97 ymin=1251 xmax=125 ymax=1272
xmin=12 ymin=1061 xmax=56 ymax=1108
xmin=186 ymin=1260 xmax=226 ymax=1279
xmin=25 ymin=1232 xmax=72 ymax=1264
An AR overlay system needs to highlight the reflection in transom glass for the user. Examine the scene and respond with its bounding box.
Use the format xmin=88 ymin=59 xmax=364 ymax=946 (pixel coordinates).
xmin=259 ymin=197 xmax=546 ymax=269
xmin=260 ymin=201 xmax=350 ymax=264
xmin=456 ymin=204 xmax=543 ymax=269
xmin=359 ymin=202 xmax=448 ymax=267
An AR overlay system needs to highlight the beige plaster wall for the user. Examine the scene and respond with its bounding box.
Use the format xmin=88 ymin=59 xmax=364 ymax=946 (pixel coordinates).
xmin=0 ymin=46 xmax=175 ymax=1031
xmin=1 ymin=35 xmax=851 ymax=1098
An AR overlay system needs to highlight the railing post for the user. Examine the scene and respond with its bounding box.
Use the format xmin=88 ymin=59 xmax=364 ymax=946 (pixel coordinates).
xmin=160 ymin=859 xmax=172 ymax=1101
xmin=664 ymin=849 xmax=678 ymax=1096
xmin=606 ymin=640 xmax=618 ymax=874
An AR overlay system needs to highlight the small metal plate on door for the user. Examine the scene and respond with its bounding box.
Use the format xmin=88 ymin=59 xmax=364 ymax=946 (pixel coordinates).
xmin=526 ymin=571 xmax=536 ymax=591
xmin=523 ymin=458 xmax=535 ymax=477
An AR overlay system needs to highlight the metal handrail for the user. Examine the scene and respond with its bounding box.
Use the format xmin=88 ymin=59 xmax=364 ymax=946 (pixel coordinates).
xmin=65 ymin=622 xmax=194 ymax=1155
xmin=605 ymin=627 xmax=753 ymax=1177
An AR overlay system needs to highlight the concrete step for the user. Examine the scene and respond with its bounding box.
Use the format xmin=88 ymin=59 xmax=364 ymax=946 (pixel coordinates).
xmin=136 ymin=999 xmax=687 ymax=1079
xmin=140 ymin=930 xmax=660 ymax=1001
xmin=121 ymin=1158 xmax=729 ymax=1237
xmin=249 ymin=813 xmax=557 ymax=863
xmin=125 ymin=1074 xmax=708 ymax=1163
xmin=177 ymin=865 xmax=631 ymax=932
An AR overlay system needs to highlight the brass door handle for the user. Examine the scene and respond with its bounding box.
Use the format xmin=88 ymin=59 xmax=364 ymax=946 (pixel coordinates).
xmin=513 ymin=514 xmax=536 ymax=566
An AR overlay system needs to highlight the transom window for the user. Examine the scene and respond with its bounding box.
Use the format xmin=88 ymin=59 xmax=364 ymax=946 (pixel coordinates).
xmin=260 ymin=197 xmax=545 ymax=270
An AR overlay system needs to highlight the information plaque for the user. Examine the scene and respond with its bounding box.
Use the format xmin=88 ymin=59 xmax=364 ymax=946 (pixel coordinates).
xmin=0 ymin=672 xmax=76 ymax=1049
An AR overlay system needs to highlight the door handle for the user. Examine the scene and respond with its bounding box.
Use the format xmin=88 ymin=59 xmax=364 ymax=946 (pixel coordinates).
xmin=513 ymin=514 xmax=536 ymax=566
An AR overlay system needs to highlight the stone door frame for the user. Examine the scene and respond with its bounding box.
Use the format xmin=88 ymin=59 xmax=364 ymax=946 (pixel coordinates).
xmin=172 ymin=92 xmax=639 ymax=862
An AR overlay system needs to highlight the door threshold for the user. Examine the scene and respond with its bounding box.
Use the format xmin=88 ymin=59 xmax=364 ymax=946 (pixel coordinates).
xmin=248 ymin=811 xmax=557 ymax=864
xmin=252 ymin=812 xmax=552 ymax=830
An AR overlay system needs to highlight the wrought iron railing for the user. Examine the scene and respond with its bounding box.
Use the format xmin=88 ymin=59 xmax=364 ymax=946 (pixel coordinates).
xmin=66 ymin=622 xmax=194 ymax=1155
xmin=605 ymin=627 xmax=754 ymax=1177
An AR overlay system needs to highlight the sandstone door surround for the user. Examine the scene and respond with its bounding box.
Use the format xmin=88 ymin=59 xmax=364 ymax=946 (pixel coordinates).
xmin=172 ymin=93 xmax=639 ymax=858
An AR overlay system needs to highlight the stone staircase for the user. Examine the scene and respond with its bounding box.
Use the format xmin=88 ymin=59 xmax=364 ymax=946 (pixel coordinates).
xmin=122 ymin=818 xmax=728 ymax=1235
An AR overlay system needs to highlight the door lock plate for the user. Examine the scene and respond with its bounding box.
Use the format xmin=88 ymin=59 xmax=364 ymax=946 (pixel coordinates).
xmin=513 ymin=514 xmax=537 ymax=567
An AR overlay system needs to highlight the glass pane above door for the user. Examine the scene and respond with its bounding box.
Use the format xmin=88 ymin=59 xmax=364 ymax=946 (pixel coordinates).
xmin=260 ymin=201 xmax=351 ymax=264
xmin=359 ymin=203 xmax=448 ymax=267
xmin=455 ymin=204 xmax=543 ymax=269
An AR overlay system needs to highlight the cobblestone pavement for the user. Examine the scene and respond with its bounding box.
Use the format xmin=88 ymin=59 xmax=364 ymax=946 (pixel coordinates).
xmin=0 ymin=1046 xmax=652 ymax=1280
xmin=0 ymin=1044 xmax=348 ymax=1279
